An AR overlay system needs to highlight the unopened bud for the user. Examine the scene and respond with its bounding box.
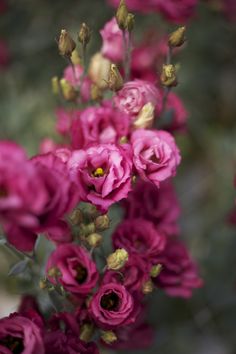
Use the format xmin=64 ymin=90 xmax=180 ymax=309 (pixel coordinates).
xmin=78 ymin=23 xmax=91 ymax=47
xmin=58 ymin=29 xmax=76 ymax=57
xmin=116 ymin=0 xmax=128 ymax=30
xmin=126 ymin=13 xmax=135 ymax=32
xmin=80 ymin=222 xmax=96 ymax=237
xmin=60 ymin=79 xmax=77 ymax=101
xmin=133 ymin=102 xmax=155 ymax=129
xmin=161 ymin=64 xmax=178 ymax=87
xmin=142 ymin=280 xmax=154 ymax=294
xmin=39 ymin=278 xmax=47 ymax=290
xmin=95 ymin=215 xmax=110 ymax=231
xmin=83 ymin=204 xmax=99 ymax=219
xmin=91 ymin=84 xmax=103 ymax=102
xmin=80 ymin=323 xmax=94 ymax=342
xmin=107 ymin=248 xmax=128 ymax=271
xmin=69 ymin=209 xmax=83 ymax=225
xmin=108 ymin=64 xmax=123 ymax=92
xmin=47 ymin=267 xmax=61 ymax=278
xmin=168 ymin=26 xmax=186 ymax=47
xmin=51 ymin=76 xmax=60 ymax=95
xmin=86 ymin=233 xmax=103 ymax=248
xmin=88 ymin=52 xmax=111 ymax=89
xmin=71 ymin=49 xmax=81 ymax=65
xmin=150 ymin=264 xmax=162 ymax=278
xmin=101 ymin=331 xmax=117 ymax=344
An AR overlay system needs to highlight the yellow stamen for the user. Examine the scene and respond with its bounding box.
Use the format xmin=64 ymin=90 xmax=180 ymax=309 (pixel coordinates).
xmin=93 ymin=167 xmax=105 ymax=177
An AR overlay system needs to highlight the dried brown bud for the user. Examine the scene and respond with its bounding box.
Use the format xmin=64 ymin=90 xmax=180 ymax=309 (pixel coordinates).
xmin=107 ymin=248 xmax=128 ymax=271
xmin=60 ymin=79 xmax=77 ymax=101
xmin=58 ymin=29 xmax=76 ymax=57
xmin=150 ymin=264 xmax=162 ymax=278
xmin=47 ymin=267 xmax=61 ymax=278
xmin=126 ymin=13 xmax=135 ymax=32
xmin=168 ymin=26 xmax=186 ymax=47
xmin=80 ymin=323 xmax=94 ymax=342
xmin=133 ymin=102 xmax=155 ymax=129
xmin=69 ymin=208 xmax=83 ymax=225
xmin=51 ymin=76 xmax=59 ymax=95
xmin=101 ymin=331 xmax=117 ymax=344
xmin=86 ymin=233 xmax=103 ymax=248
xmin=116 ymin=0 xmax=128 ymax=30
xmin=108 ymin=64 xmax=124 ymax=92
xmin=39 ymin=278 xmax=47 ymax=290
xmin=160 ymin=64 xmax=178 ymax=87
xmin=71 ymin=49 xmax=81 ymax=65
xmin=88 ymin=52 xmax=111 ymax=90
xmin=142 ymin=280 xmax=154 ymax=295
xmin=78 ymin=23 xmax=91 ymax=47
xmin=95 ymin=215 xmax=110 ymax=231
xmin=91 ymin=84 xmax=103 ymax=102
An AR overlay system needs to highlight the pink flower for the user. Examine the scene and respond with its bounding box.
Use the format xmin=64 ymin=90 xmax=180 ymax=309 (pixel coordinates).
xmin=112 ymin=218 xmax=166 ymax=264
xmin=71 ymin=106 xmax=130 ymax=149
xmin=55 ymin=108 xmax=74 ymax=136
xmin=0 ymin=313 xmax=44 ymax=354
xmin=68 ymin=144 xmax=132 ymax=211
xmin=165 ymin=92 xmax=188 ymax=132
xmin=223 ymin=0 xmax=236 ymax=21
xmin=108 ymin=0 xmax=198 ymax=23
xmin=154 ymin=237 xmax=203 ymax=298
xmin=63 ymin=64 xmax=92 ymax=102
xmin=123 ymin=180 xmax=181 ymax=236
xmin=102 ymin=254 xmax=149 ymax=295
xmin=100 ymin=17 xmax=124 ymax=62
xmin=131 ymin=129 xmax=181 ymax=186
xmin=46 ymin=244 xmax=99 ymax=296
xmin=89 ymin=283 xmax=139 ymax=329
xmin=113 ymin=80 xmax=162 ymax=119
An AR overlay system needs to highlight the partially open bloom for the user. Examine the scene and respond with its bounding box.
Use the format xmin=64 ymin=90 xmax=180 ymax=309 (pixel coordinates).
xmin=112 ymin=218 xmax=166 ymax=264
xmin=0 ymin=313 xmax=44 ymax=354
xmin=106 ymin=248 xmax=129 ymax=270
xmin=153 ymin=237 xmax=203 ymax=298
xmin=89 ymin=283 xmax=138 ymax=329
xmin=113 ymin=80 xmax=163 ymax=119
xmin=68 ymin=144 xmax=132 ymax=211
xmin=46 ymin=243 xmax=99 ymax=296
xmin=100 ymin=17 xmax=124 ymax=63
xmin=131 ymin=129 xmax=181 ymax=187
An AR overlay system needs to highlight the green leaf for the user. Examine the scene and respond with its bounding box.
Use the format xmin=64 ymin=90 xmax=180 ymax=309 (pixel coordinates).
xmin=8 ymin=259 xmax=29 ymax=277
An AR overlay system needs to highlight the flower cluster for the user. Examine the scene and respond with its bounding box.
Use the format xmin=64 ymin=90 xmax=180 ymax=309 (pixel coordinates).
xmin=0 ymin=1 xmax=203 ymax=353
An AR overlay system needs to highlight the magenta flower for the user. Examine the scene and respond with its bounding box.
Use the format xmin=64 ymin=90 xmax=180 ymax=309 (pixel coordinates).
xmin=165 ymin=92 xmax=188 ymax=132
xmin=63 ymin=64 xmax=92 ymax=102
xmin=0 ymin=313 xmax=44 ymax=354
xmin=70 ymin=106 xmax=130 ymax=149
xmin=154 ymin=237 xmax=203 ymax=298
xmin=100 ymin=17 xmax=124 ymax=62
xmin=89 ymin=283 xmax=139 ymax=329
xmin=113 ymin=79 xmax=162 ymax=119
xmin=131 ymin=129 xmax=181 ymax=187
xmin=123 ymin=180 xmax=181 ymax=236
xmin=46 ymin=243 xmax=99 ymax=296
xmin=112 ymin=218 xmax=166 ymax=264
xmin=68 ymin=144 xmax=132 ymax=211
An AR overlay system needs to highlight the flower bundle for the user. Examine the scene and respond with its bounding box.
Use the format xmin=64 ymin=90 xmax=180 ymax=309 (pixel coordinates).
xmin=0 ymin=1 xmax=203 ymax=353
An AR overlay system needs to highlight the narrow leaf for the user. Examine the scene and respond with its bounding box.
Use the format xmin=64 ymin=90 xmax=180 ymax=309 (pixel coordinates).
xmin=8 ymin=259 xmax=29 ymax=276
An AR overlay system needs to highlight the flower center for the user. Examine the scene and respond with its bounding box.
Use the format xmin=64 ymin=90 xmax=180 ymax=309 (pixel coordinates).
xmin=100 ymin=292 xmax=120 ymax=311
xmin=93 ymin=167 xmax=105 ymax=178
xmin=0 ymin=186 xmax=7 ymax=198
xmin=0 ymin=336 xmax=24 ymax=354
xmin=75 ymin=264 xmax=88 ymax=284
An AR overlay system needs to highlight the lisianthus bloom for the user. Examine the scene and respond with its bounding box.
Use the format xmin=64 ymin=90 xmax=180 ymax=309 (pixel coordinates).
xmin=131 ymin=129 xmax=181 ymax=187
xmin=46 ymin=244 xmax=98 ymax=296
xmin=89 ymin=283 xmax=139 ymax=329
xmin=70 ymin=106 xmax=130 ymax=149
xmin=102 ymin=254 xmax=149 ymax=295
xmin=108 ymin=0 xmax=198 ymax=23
xmin=0 ymin=313 xmax=44 ymax=354
xmin=55 ymin=108 xmax=75 ymax=137
xmin=222 ymin=0 xmax=236 ymax=21
xmin=68 ymin=144 xmax=132 ymax=211
xmin=113 ymin=80 xmax=162 ymax=119
xmin=100 ymin=17 xmax=124 ymax=62
xmin=164 ymin=92 xmax=188 ymax=132
xmin=63 ymin=64 xmax=92 ymax=102
xmin=123 ymin=180 xmax=180 ymax=236
xmin=154 ymin=237 xmax=203 ymax=298
xmin=112 ymin=218 xmax=166 ymax=264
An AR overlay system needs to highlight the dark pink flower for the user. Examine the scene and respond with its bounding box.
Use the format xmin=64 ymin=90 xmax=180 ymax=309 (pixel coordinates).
xmin=123 ymin=180 xmax=181 ymax=236
xmin=100 ymin=17 xmax=124 ymax=62
xmin=223 ymin=0 xmax=236 ymax=21
xmin=113 ymin=80 xmax=163 ymax=119
xmin=154 ymin=237 xmax=203 ymax=298
xmin=68 ymin=144 xmax=132 ymax=211
xmin=131 ymin=129 xmax=181 ymax=186
xmin=164 ymin=92 xmax=188 ymax=132
xmin=0 ymin=40 xmax=10 ymax=69
xmin=112 ymin=218 xmax=166 ymax=264
xmin=89 ymin=283 xmax=139 ymax=329
xmin=71 ymin=106 xmax=130 ymax=149
xmin=55 ymin=108 xmax=74 ymax=136
xmin=0 ymin=313 xmax=44 ymax=354
xmin=46 ymin=243 xmax=98 ymax=296
xmin=63 ymin=64 xmax=92 ymax=102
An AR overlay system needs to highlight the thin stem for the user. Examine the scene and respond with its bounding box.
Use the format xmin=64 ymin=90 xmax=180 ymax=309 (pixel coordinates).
xmin=3 ymin=242 xmax=34 ymax=261
xmin=126 ymin=31 xmax=132 ymax=81
xmin=122 ymin=30 xmax=131 ymax=82
xmin=159 ymin=45 xmax=173 ymax=120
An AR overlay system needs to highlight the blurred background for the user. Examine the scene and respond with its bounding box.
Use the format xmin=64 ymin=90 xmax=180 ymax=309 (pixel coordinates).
xmin=0 ymin=0 xmax=236 ymax=353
